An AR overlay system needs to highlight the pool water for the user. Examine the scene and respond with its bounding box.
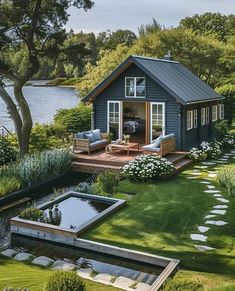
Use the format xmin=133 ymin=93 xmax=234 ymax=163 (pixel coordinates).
xmin=43 ymin=196 xmax=112 ymax=229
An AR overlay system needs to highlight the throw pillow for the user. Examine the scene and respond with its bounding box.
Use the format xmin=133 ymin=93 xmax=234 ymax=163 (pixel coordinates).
xmin=84 ymin=132 xmax=95 ymax=143
xmin=154 ymin=135 xmax=162 ymax=147
xmin=92 ymin=129 xmax=101 ymax=141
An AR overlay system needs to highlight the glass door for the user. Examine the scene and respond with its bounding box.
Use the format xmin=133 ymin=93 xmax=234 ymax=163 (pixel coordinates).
xmin=107 ymin=101 xmax=122 ymax=140
xmin=150 ymin=102 xmax=165 ymax=142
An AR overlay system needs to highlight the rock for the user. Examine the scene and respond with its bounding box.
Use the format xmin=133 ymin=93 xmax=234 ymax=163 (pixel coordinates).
xmin=194 ymin=245 xmax=215 ymax=252
xmin=190 ymin=234 xmax=207 ymax=242
xmin=32 ymin=256 xmax=54 ymax=267
xmin=114 ymin=276 xmax=135 ymax=289
xmin=205 ymin=220 xmax=228 ymax=226
xmin=94 ymin=273 xmax=113 ymax=283
xmin=198 ymin=226 xmax=210 ymax=233
xmin=52 ymin=260 xmax=77 ymax=271
xmin=1 ymin=249 xmax=18 ymax=258
xmin=136 ymin=282 xmax=151 ymax=291
xmin=77 ymin=268 xmax=92 ymax=279
xmin=14 ymin=252 xmax=34 ymax=261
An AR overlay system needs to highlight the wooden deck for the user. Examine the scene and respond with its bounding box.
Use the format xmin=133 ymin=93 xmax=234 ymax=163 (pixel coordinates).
xmin=72 ymin=149 xmax=193 ymax=174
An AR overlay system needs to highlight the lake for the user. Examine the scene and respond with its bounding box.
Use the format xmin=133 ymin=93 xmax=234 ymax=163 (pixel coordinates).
xmin=0 ymin=81 xmax=79 ymax=132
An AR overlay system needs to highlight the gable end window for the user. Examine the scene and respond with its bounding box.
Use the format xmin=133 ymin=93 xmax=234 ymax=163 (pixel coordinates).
xmin=201 ymin=108 xmax=206 ymax=125
xmin=206 ymin=107 xmax=210 ymax=124
xmin=212 ymin=105 xmax=218 ymax=122
xmin=218 ymin=104 xmax=224 ymax=120
xmin=125 ymin=77 xmax=146 ymax=98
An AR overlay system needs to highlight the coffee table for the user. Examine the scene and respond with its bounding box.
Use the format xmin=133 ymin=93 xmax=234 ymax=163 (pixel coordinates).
xmin=106 ymin=142 xmax=139 ymax=156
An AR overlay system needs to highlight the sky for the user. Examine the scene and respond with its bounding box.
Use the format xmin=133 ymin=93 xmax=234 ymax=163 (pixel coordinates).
xmin=66 ymin=0 xmax=235 ymax=35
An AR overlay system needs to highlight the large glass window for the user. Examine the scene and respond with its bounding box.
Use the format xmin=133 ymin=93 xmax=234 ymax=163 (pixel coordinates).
xmin=218 ymin=104 xmax=224 ymax=119
xmin=187 ymin=110 xmax=193 ymax=130
xmin=206 ymin=107 xmax=210 ymax=124
xmin=125 ymin=77 xmax=146 ymax=97
xmin=108 ymin=101 xmax=121 ymax=140
xmin=201 ymin=108 xmax=206 ymax=125
xmin=151 ymin=103 xmax=165 ymax=141
xmin=212 ymin=105 xmax=218 ymax=122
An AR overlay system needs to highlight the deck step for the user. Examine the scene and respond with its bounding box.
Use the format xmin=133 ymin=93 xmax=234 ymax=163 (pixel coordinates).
xmin=174 ymin=158 xmax=193 ymax=172
xmin=71 ymin=161 xmax=122 ymax=174
xmin=166 ymin=153 xmax=186 ymax=165
xmin=74 ymin=156 xmax=125 ymax=167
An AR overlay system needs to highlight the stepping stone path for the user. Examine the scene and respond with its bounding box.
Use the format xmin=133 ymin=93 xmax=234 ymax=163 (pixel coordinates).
xmin=201 ymin=162 xmax=216 ymax=165
xmin=207 ymin=185 xmax=215 ymax=189
xmin=213 ymin=205 xmax=228 ymax=209
xmin=205 ymin=220 xmax=228 ymax=226
xmin=194 ymin=165 xmax=208 ymax=169
xmin=194 ymin=245 xmax=215 ymax=252
xmin=32 ymin=256 xmax=54 ymax=267
xmin=208 ymin=173 xmax=217 ymax=178
xmin=210 ymin=210 xmax=226 ymax=215
xmin=1 ymin=249 xmax=18 ymax=258
xmin=205 ymin=214 xmax=217 ymax=219
xmin=213 ymin=194 xmax=222 ymax=197
xmin=198 ymin=226 xmax=210 ymax=233
xmin=14 ymin=252 xmax=34 ymax=261
xmin=204 ymin=190 xmax=221 ymax=194
xmin=114 ymin=276 xmax=135 ymax=289
xmin=52 ymin=260 xmax=77 ymax=271
xmin=190 ymin=234 xmax=207 ymax=242
xmin=216 ymin=198 xmax=229 ymax=203
xmin=136 ymin=282 xmax=151 ymax=291
xmin=200 ymin=181 xmax=211 ymax=184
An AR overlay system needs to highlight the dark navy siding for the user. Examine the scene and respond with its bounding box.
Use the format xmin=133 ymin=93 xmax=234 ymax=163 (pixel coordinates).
xmin=181 ymin=101 xmax=219 ymax=149
xmin=94 ymin=63 xmax=181 ymax=148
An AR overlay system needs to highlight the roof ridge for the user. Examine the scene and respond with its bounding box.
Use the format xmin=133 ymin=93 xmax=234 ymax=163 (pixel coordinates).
xmin=131 ymin=55 xmax=179 ymax=64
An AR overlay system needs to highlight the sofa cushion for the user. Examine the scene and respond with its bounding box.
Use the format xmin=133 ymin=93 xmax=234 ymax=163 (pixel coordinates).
xmin=90 ymin=139 xmax=107 ymax=148
xmin=161 ymin=133 xmax=175 ymax=141
xmin=75 ymin=132 xmax=84 ymax=139
xmin=84 ymin=131 xmax=95 ymax=143
xmin=154 ymin=135 xmax=162 ymax=147
xmin=143 ymin=144 xmax=160 ymax=152
xmin=92 ymin=129 xmax=101 ymax=141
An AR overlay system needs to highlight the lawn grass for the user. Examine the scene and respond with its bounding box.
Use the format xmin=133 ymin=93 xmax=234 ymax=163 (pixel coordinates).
xmin=0 ymin=255 xmax=120 ymax=291
xmin=82 ymin=153 xmax=235 ymax=288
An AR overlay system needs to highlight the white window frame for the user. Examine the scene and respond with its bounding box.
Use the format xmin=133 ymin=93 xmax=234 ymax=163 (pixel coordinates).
xmin=212 ymin=105 xmax=218 ymax=122
xmin=125 ymin=77 xmax=146 ymax=98
xmin=201 ymin=108 xmax=206 ymax=126
xmin=107 ymin=100 xmax=122 ymax=140
xmin=206 ymin=107 xmax=210 ymax=124
xmin=218 ymin=104 xmax=224 ymax=119
xmin=193 ymin=109 xmax=198 ymax=128
xmin=150 ymin=102 xmax=166 ymax=142
xmin=187 ymin=110 xmax=194 ymax=130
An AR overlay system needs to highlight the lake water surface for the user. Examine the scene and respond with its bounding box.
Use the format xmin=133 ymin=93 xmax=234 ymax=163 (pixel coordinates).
xmin=0 ymin=81 xmax=79 ymax=132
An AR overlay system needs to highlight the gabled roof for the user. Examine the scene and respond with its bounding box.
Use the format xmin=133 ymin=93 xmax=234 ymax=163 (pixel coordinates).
xmin=83 ymin=55 xmax=223 ymax=105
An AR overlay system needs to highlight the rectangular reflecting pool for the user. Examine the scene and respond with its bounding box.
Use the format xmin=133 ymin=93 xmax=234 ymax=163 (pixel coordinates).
xmin=43 ymin=196 xmax=113 ymax=230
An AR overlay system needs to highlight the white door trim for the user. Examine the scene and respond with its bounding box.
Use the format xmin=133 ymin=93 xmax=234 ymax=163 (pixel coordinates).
xmin=107 ymin=100 xmax=122 ymax=140
xmin=150 ymin=102 xmax=166 ymax=142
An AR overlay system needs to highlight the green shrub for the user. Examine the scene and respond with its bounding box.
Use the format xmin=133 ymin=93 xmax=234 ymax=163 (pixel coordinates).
xmin=0 ymin=149 xmax=72 ymax=188
xmin=0 ymin=177 xmax=21 ymax=197
xmin=96 ymin=170 xmax=120 ymax=194
xmin=30 ymin=123 xmax=69 ymax=151
xmin=217 ymin=164 xmax=235 ymax=196
xmin=121 ymin=155 xmax=174 ymax=182
xmin=0 ymin=137 xmax=17 ymax=166
xmin=213 ymin=120 xmax=229 ymax=140
xmin=54 ymin=104 xmax=91 ymax=134
xmin=163 ymin=279 xmax=203 ymax=291
xmin=19 ymin=207 xmax=44 ymax=221
xmin=45 ymin=271 xmax=85 ymax=291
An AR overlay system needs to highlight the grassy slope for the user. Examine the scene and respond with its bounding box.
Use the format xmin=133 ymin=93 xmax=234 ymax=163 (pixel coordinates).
xmin=82 ymin=154 xmax=235 ymax=289
xmin=0 ymin=255 xmax=120 ymax=291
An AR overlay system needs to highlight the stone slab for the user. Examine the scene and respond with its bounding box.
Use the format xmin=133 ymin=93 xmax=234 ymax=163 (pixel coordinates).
xmin=204 ymin=190 xmax=221 ymax=194
xmin=33 ymin=256 xmax=54 ymax=267
xmin=216 ymin=198 xmax=229 ymax=203
xmin=194 ymin=245 xmax=215 ymax=252
xmin=213 ymin=205 xmax=228 ymax=209
xmin=136 ymin=282 xmax=151 ymax=291
xmin=77 ymin=268 xmax=92 ymax=279
xmin=1 ymin=249 xmax=18 ymax=258
xmin=205 ymin=220 xmax=228 ymax=226
xmin=207 ymin=185 xmax=215 ymax=189
xmin=210 ymin=209 xmax=226 ymax=215
xmin=94 ymin=273 xmax=113 ymax=283
xmin=190 ymin=234 xmax=207 ymax=242
xmin=198 ymin=226 xmax=210 ymax=233
xmin=205 ymin=214 xmax=217 ymax=219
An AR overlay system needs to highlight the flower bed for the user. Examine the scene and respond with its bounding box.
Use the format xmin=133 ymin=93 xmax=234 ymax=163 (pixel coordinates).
xmin=121 ymin=155 xmax=174 ymax=182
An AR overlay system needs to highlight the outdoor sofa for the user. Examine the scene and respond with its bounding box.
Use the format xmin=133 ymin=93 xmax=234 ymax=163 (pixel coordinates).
xmin=73 ymin=129 xmax=108 ymax=155
xmin=143 ymin=133 xmax=176 ymax=156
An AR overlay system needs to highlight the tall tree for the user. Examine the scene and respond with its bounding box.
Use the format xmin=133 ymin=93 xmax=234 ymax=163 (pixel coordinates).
xmin=0 ymin=0 xmax=94 ymax=157
xmin=180 ymin=13 xmax=235 ymax=42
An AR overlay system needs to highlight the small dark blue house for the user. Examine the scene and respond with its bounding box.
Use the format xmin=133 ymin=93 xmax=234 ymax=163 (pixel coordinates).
xmin=83 ymin=55 xmax=224 ymax=150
